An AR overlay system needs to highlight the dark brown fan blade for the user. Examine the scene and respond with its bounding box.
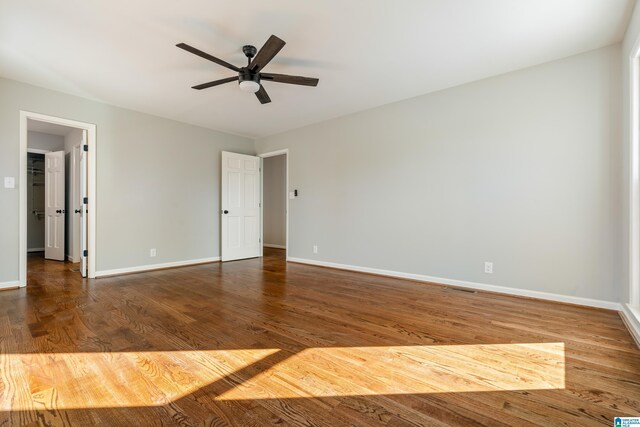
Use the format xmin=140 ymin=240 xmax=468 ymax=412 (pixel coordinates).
xmin=248 ymin=35 xmax=286 ymax=72
xmin=176 ymin=43 xmax=240 ymax=72
xmin=255 ymin=85 xmax=271 ymax=104
xmin=260 ymin=73 xmax=319 ymax=87
xmin=192 ymin=76 xmax=238 ymax=90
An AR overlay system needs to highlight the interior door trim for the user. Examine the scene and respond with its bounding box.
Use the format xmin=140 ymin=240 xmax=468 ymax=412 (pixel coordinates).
xmin=19 ymin=111 xmax=97 ymax=285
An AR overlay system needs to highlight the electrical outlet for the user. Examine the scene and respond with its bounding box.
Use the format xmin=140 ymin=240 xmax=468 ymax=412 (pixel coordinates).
xmin=313 ymin=245 xmax=318 ymax=254
xmin=150 ymin=248 xmax=157 ymax=257
xmin=484 ymin=262 xmax=493 ymax=274
xmin=4 ymin=177 xmax=15 ymax=189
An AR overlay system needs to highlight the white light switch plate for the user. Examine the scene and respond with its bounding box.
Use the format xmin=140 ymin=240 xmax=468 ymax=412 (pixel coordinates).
xmin=4 ymin=177 xmax=15 ymax=189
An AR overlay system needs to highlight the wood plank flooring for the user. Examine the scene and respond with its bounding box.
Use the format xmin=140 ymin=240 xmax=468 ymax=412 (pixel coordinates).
xmin=0 ymin=249 xmax=639 ymax=426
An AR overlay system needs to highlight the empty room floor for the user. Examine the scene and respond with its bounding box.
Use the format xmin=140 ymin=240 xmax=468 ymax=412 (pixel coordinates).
xmin=1 ymin=249 xmax=639 ymax=426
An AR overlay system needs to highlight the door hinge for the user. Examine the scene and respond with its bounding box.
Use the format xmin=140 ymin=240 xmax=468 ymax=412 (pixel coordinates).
xmin=83 ymin=197 xmax=88 ymax=204
xmin=83 ymin=250 xmax=88 ymax=257
xmin=83 ymin=145 xmax=88 ymax=152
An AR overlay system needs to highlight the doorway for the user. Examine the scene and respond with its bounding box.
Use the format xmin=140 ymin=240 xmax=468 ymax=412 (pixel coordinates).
xmin=19 ymin=112 xmax=97 ymax=285
xmin=219 ymin=149 xmax=289 ymax=262
xmin=25 ymin=121 xmax=85 ymax=275
xmin=220 ymin=151 xmax=262 ymax=262
xmin=259 ymin=149 xmax=289 ymax=259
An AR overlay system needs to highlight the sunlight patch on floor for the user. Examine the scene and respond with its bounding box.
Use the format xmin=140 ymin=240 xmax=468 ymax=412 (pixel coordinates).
xmin=0 ymin=343 xmax=564 ymax=410
xmin=216 ymin=343 xmax=566 ymax=400
xmin=0 ymin=348 xmax=279 ymax=411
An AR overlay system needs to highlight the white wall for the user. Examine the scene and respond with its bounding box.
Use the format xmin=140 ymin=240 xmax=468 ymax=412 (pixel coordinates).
xmin=27 ymin=131 xmax=64 ymax=151
xmin=0 ymin=77 xmax=254 ymax=283
xmin=256 ymin=45 xmax=622 ymax=304
xmin=263 ymin=155 xmax=287 ymax=247
xmin=64 ymin=128 xmax=83 ymax=154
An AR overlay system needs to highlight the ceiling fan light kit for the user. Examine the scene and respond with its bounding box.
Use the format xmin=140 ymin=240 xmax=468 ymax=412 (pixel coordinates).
xmin=239 ymin=80 xmax=260 ymax=93
xmin=177 ymin=35 xmax=319 ymax=104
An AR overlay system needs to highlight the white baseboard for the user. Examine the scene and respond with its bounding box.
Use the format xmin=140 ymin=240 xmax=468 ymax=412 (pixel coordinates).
xmin=0 ymin=281 xmax=22 ymax=290
xmin=286 ymin=257 xmax=621 ymax=311
xmin=620 ymin=304 xmax=640 ymax=348
xmin=27 ymin=248 xmax=44 ymax=253
xmin=66 ymin=255 xmax=80 ymax=263
xmin=264 ymin=244 xmax=286 ymax=249
xmin=95 ymin=257 xmax=220 ymax=278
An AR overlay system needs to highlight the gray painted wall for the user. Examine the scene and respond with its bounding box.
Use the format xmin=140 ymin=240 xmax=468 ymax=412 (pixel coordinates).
xmin=621 ymin=2 xmax=640 ymax=305
xmin=0 ymin=44 xmax=624 ymax=304
xmin=263 ymin=155 xmax=286 ymax=247
xmin=256 ymin=45 xmax=622 ymax=303
xmin=0 ymin=77 xmax=254 ymax=282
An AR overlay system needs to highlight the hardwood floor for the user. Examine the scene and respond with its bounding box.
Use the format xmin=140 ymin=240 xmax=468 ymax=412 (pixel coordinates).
xmin=0 ymin=249 xmax=639 ymax=426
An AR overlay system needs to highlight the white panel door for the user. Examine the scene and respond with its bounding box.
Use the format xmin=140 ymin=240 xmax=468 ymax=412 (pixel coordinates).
xmin=44 ymin=151 xmax=65 ymax=261
xmin=221 ymin=151 xmax=261 ymax=261
xmin=69 ymin=144 xmax=81 ymax=263
xmin=79 ymin=131 xmax=88 ymax=276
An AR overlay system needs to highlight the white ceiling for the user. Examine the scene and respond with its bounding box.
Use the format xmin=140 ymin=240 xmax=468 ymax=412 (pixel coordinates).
xmin=27 ymin=119 xmax=75 ymax=136
xmin=0 ymin=0 xmax=634 ymax=139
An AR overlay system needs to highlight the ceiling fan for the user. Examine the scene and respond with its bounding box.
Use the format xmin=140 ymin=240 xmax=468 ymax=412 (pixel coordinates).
xmin=176 ymin=35 xmax=319 ymax=104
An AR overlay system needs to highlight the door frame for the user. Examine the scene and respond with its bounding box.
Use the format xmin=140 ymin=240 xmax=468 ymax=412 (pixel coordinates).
xmin=630 ymin=34 xmax=640 ymax=308
xmin=19 ymin=111 xmax=97 ymax=283
xmin=258 ymin=149 xmax=289 ymax=259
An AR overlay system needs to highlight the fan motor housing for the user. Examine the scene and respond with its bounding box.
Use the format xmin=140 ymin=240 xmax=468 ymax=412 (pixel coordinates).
xmin=238 ymin=68 xmax=260 ymax=84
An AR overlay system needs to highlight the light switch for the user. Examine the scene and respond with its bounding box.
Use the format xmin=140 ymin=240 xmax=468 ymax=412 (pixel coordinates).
xmin=4 ymin=177 xmax=15 ymax=189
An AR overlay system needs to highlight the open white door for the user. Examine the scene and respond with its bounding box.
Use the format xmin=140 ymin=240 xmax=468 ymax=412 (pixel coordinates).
xmin=221 ymin=151 xmax=261 ymax=261
xmin=79 ymin=131 xmax=88 ymax=277
xmin=44 ymin=151 xmax=65 ymax=261
xmin=68 ymin=144 xmax=81 ymax=263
